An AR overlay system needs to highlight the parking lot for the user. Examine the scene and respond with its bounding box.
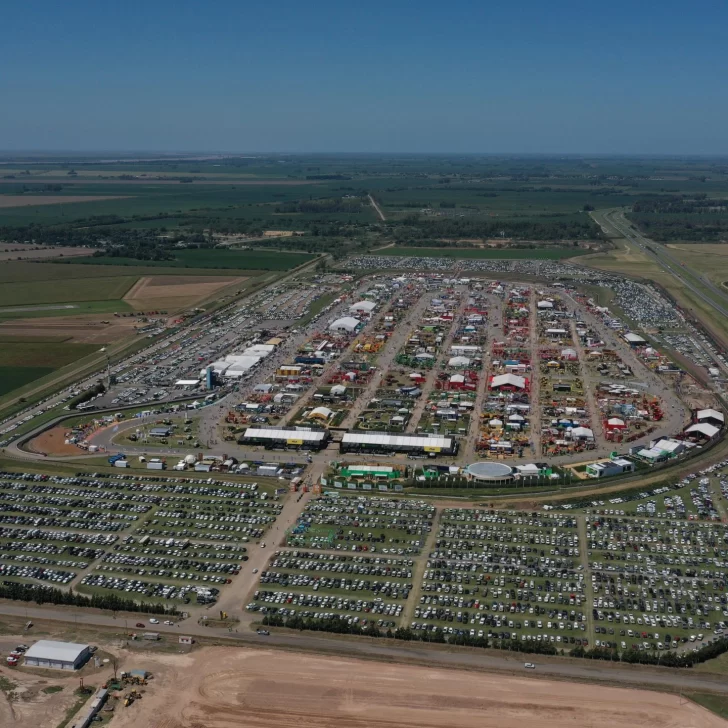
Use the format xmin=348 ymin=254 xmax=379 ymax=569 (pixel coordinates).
xmin=0 ymin=469 xmax=286 ymax=606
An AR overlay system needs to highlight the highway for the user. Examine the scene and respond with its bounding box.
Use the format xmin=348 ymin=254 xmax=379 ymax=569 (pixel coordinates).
xmin=2 ymin=602 xmax=728 ymax=695
xmin=598 ymin=208 xmax=728 ymax=321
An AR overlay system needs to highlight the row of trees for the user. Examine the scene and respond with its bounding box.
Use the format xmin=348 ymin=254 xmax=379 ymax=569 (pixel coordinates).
xmin=260 ymin=612 xmax=728 ymax=667
xmin=0 ymin=582 xmax=178 ymax=615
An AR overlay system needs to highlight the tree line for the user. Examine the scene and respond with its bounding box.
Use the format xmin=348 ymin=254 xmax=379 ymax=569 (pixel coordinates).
xmin=0 ymin=581 xmax=179 ymax=615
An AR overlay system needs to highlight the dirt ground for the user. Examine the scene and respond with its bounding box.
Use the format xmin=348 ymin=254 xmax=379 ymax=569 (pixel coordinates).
xmin=107 ymin=647 xmax=723 ymax=728
xmin=27 ymin=425 xmax=87 ymax=456
xmin=0 ymin=195 xmax=130 ymax=208
xmin=0 ymin=316 xmax=139 ymax=344
xmin=123 ymin=275 xmax=247 ymax=311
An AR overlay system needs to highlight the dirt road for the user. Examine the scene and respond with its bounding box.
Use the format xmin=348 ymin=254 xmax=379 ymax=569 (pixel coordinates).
xmin=368 ymin=194 xmax=386 ymax=222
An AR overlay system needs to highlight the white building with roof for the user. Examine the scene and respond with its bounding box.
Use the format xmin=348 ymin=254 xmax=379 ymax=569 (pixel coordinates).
xmin=24 ymin=640 xmax=90 ymax=670
xmin=490 ymin=373 xmax=527 ymax=390
xmin=349 ymin=300 xmax=376 ymax=314
xmin=329 ymin=316 xmax=360 ymax=333
xmin=697 ymin=409 xmax=724 ymax=426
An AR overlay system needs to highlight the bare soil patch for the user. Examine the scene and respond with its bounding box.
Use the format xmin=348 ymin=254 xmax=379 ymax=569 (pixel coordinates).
xmin=27 ymin=425 xmax=86 ymax=456
xmin=0 ymin=316 xmax=139 ymax=344
xmin=123 ymin=275 xmax=247 ymax=311
xmin=0 ymin=195 xmax=130 ymax=208
xmin=107 ymin=647 xmax=722 ymax=728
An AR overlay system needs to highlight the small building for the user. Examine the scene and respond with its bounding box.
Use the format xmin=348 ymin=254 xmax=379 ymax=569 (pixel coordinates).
xmin=684 ymin=422 xmax=720 ymax=439
xmin=586 ymin=458 xmax=635 ymax=478
xmin=349 ymin=300 xmax=376 ymax=314
xmin=696 ymin=408 xmax=725 ymax=427
xmin=624 ymin=332 xmax=647 ymax=347
xmin=149 ymin=427 xmax=172 ymax=437
xmin=490 ymin=373 xmax=527 ymax=391
xmin=24 ymin=640 xmax=90 ymax=670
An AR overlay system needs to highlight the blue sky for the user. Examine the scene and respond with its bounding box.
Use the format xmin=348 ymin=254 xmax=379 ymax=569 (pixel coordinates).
xmin=2 ymin=0 xmax=727 ymax=154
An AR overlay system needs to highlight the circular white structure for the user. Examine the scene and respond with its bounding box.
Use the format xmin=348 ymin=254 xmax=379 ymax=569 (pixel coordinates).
xmin=466 ymin=461 xmax=514 ymax=484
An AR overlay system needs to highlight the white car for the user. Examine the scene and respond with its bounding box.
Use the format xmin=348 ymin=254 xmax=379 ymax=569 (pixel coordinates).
xmin=164 ymin=620 xmax=174 ymax=626
xmin=149 ymin=618 xmax=160 ymax=624
xmin=524 ymin=663 xmax=536 ymax=669
xmin=252 ymin=568 xmax=259 ymax=574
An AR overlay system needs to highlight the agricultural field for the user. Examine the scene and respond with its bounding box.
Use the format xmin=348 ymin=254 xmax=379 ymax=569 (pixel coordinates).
xmin=65 ymin=248 xmax=315 ymax=271
xmin=0 ymin=341 xmax=99 ymax=396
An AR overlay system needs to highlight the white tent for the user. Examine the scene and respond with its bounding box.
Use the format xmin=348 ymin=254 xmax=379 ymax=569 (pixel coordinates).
xmin=491 ymin=373 xmax=526 ymax=390
xmin=329 ymin=317 xmax=360 ymax=333
xmin=685 ymin=422 xmax=720 ymax=438
xmin=448 ymin=356 xmax=471 ymax=367
xmin=308 ymin=406 xmax=333 ymax=420
xmin=349 ymin=300 xmax=376 ymax=313
xmin=570 ymin=426 xmax=594 ymax=440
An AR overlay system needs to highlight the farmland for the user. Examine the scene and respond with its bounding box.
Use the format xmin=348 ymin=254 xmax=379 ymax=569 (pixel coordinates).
xmin=0 ymin=342 xmax=99 ymax=396
xmin=64 ymin=248 xmax=315 ymax=271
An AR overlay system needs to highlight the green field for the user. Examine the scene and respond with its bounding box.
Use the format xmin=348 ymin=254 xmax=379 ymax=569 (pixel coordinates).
xmin=0 ymin=341 xmax=99 ymax=368
xmin=63 ymin=248 xmax=316 ymax=270
xmin=0 ymin=342 xmax=101 ymax=396
xmin=0 ymin=276 xmax=136 ymax=307
xmin=685 ymin=693 xmax=728 ymax=720
xmin=377 ymin=246 xmax=589 ymax=260
xmin=0 ymin=366 xmax=55 ymax=396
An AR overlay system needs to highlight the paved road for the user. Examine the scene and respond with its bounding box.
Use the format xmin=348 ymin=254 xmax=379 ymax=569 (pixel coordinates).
xmin=597 ymin=208 xmax=728 ymax=322
xmin=2 ymin=601 xmax=728 ymax=695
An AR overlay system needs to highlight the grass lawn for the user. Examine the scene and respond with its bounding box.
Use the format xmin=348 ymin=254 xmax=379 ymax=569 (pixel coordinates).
xmin=0 ymin=300 xmax=134 ymax=320
xmin=0 ymin=342 xmax=99 ymax=368
xmin=377 ymin=246 xmax=589 ymax=260
xmin=685 ymin=693 xmax=728 ymax=720
xmin=0 ymin=276 xmax=136 ymax=307
xmin=63 ymin=248 xmax=316 ymax=271
xmin=0 ymin=366 xmax=55 ymax=396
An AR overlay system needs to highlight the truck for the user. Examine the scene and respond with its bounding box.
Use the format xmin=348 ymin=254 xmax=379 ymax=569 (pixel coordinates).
xmin=108 ymin=453 xmax=127 ymax=465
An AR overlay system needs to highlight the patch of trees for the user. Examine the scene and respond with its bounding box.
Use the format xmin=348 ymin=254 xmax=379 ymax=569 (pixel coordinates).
xmin=571 ymin=637 xmax=728 ymax=667
xmin=0 ymin=581 xmax=178 ymax=615
xmin=274 ymin=197 xmax=364 ymax=214
xmin=391 ymin=214 xmax=600 ymax=241
xmin=628 ymin=195 xmax=728 ymax=241
xmin=305 ymin=174 xmax=352 ymax=180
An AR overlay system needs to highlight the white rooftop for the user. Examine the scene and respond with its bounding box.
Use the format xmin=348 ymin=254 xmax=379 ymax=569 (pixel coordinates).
xmin=697 ymin=408 xmax=724 ymax=423
xmin=25 ymin=640 xmax=88 ymax=663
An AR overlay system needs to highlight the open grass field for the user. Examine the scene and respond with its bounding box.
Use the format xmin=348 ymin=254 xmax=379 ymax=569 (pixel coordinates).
xmin=0 ymin=341 xmax=99 ymax=396
xmin=0 ymin=276 xmax=136 ymax=308
xmin=0 ymin=367 xmax=55 ymax=397
xmin=377 ymin=246 xmax=589 ymax=260
xmin=0 ymin=341 xmax=98 ymax=368
xmin=61 ymin=248 xmax=315 ymax=270
xmin=0 ymin=194 xmax=130 ymax=208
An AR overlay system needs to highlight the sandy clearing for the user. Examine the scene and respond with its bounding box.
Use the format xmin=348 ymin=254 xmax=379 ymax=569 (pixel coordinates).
xmin=107 ymin=647 xmax=723 ymax=728
xmin=28 ymin=424 xmax=87 ymax=456
xmin=123 ymin=275 xmax=247 ymax=311
xmin=0 ymin=195 xmax=131 ymax=208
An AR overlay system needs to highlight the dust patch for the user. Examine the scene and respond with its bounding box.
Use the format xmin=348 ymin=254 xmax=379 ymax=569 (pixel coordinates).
xmin=0 ymin=316 xmax=139 ymax=344
xmin=107 ymin=646 xmax=725 ymax=728
xmin=123 ymin=275 xmax=247 ymax=311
